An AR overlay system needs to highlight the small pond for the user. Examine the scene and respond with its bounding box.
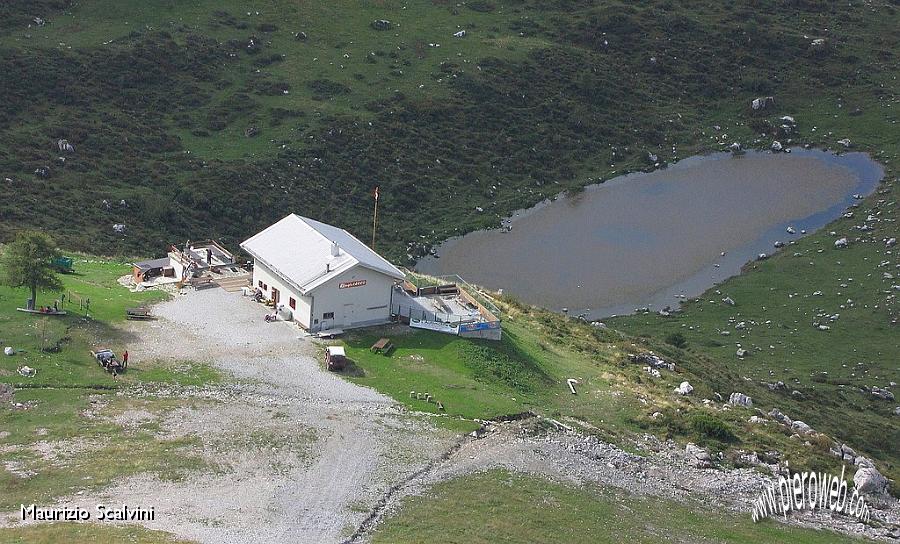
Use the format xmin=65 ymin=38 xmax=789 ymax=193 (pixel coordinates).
xmin=416 ymin=149 xmax=883 ymax=319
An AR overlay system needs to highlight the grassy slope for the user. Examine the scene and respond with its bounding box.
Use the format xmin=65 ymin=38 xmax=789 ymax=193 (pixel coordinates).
xmin=373 ymin=470 xmax=869 ymax=544
xmin=0 ymin=1 xmax=896 ymax=263
xmin=0 ymin=259 xmax=224 ymax=542
xmin=342 ymin=294 xmax=872 ymax=486
xmin=343 ymin=313 xmax=644 ymax=442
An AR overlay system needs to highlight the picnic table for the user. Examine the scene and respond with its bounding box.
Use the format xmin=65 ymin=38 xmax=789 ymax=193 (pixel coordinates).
xmin=371 ymin=337 xmax=394 ymax=354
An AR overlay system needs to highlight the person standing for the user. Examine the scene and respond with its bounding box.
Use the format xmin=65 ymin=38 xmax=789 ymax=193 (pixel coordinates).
xmin=122 ymin=350 xmax=129 ymax=366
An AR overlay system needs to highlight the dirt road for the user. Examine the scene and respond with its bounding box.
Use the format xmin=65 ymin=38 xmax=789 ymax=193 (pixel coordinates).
xmin=60 ymin=288 xmax=455 ymax=544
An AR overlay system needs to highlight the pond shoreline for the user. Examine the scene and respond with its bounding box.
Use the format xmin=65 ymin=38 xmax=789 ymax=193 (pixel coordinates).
xmin=416 ymin=148 xmax=884 ymax=320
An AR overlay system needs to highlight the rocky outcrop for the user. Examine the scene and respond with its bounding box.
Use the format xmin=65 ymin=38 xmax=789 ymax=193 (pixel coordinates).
xmin=854 ymin=467 xmax=889 ymax=495
xmin=629 ymin=352 xmax=675 ymax=371
xmin=728 ymin=392 xmax=753 ymax=407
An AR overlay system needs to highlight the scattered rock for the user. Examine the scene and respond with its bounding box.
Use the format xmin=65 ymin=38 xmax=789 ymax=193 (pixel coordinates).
xmin=834 ymin=237 xmax=849 ymax=248
xmin=685 ymin=443 xmax=713 ymax=468
xmin=887 ymin=238 xmax=897 ymax=248
xmin=768 ymin=408 xmax=792 ymax=426
xmin=748 ymin=415 xmax=765 ymax=424
xmin=18 ymin=366 xmax=36 ymax=378
xmin=674 ymin=381 xmax=694 ymax=396
xmin=4 ymin=347 xmax=14 ymax=356
xmin=112 ymin=223 xmax=126 ymax=234
xmin=871 ymin=387 xmax=895 ymax=401
xmin=736 ymin=348 xmax=748 ymax=358
xmin=728 ymin=392 xmax=753 ymax=407
xmin=56 ymin=138 xmax=74 ymax=153
xmin=771 ymin=140 xmax=783 ymax=152
xmin=791 ymin=420 xmax=812 ymax=434
xmin=838 ymin=443 xmax=858 ymax=462
xmin=629 ymin=352 xmax=675 ymax=371
xmin=751 ymin=96 xmax=775 ymax=111
xmin=837 ymin=138 xmax=852 ymax=148
xmin=0 ymin=383 xmax=13 ymax=404
xmin=722 ymin=296 xmax=735 ymax=306
xmin=371 ymin=19 xmax=392 ymax=31
xmin=244 ymin=126 xmax=259 ymax=138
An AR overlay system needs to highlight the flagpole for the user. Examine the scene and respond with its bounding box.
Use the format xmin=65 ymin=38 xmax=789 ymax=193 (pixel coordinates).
xmin=372 ymin=186 xmax=379 ymax=249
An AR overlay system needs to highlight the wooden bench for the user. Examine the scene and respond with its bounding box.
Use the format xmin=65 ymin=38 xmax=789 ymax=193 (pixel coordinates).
xmin=371 ymin=337 xmax=394 ymax=354
xmin=126 ymin=307 xmax=153 ymax=320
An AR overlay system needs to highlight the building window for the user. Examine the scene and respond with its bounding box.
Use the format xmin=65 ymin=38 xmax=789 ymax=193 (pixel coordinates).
xmin=258 ymin=280 xmax=263 ymax=288
xmin=323 ymin=312 xmax=334 ymax=320
xmin=289 ymin=297 xmax=296 ymax=310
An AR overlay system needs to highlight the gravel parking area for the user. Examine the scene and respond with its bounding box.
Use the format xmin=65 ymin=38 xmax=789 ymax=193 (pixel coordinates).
xmin=56 ymin=288 xmax=456 ymax=544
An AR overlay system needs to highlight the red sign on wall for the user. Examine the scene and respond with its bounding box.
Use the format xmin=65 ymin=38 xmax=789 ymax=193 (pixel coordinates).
xmin=339 ymin=279 xmax=367 ymax=289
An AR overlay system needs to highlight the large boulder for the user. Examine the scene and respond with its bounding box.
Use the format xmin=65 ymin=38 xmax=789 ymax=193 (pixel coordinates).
xmin=854 ymin=467 xmax=889 ymax=495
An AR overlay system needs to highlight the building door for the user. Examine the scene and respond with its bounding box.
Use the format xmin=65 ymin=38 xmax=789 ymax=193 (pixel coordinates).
xmin=342 ymin=303 xmax=355 ymax=327
xmin=271 ymin=287 xmax=280 ymax=304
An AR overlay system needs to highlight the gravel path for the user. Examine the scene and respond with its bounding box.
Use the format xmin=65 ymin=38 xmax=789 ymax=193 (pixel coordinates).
xmin=47 ymin=289 xmax=455 ymax=544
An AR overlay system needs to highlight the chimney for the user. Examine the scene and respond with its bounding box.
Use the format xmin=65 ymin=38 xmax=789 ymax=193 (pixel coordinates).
xmin=330 ymin=241 xmax=340 ymax=257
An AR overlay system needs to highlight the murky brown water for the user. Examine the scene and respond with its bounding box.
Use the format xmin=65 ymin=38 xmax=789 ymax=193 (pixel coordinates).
xmin=416 ymin=149 xmax=882 ymax=319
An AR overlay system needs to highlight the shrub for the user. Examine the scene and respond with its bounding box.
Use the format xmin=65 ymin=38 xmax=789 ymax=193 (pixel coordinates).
xmin=690 ymin=412 xmax=735 ymax=441
xmin=665 ymin=332 xmax=687 ymax=349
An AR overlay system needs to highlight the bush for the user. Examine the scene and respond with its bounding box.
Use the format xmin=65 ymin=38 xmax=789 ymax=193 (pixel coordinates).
xmin=665 ymin=332 xmax=687 ymax=349
xmin=690 ymin=412 xmax=735 ymax=441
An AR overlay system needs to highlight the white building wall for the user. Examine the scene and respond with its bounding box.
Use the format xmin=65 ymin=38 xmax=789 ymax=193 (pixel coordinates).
xmin=307 ymin=267 xmax=398 ymax=331
xmin=251 ymin=261 xmax=312 ymax=329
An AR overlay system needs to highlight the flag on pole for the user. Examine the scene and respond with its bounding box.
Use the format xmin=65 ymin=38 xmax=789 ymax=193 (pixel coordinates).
xmin=374 ymin=186 xmax=379 ymax=201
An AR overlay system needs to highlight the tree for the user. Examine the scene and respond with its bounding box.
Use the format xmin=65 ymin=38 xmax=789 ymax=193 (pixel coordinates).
xmin=0 ymin=231 xmax=64 ymax=308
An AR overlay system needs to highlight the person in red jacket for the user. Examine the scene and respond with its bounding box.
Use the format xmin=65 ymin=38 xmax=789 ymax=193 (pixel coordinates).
xmin=122 ymin=350 xmax=129 ymax=366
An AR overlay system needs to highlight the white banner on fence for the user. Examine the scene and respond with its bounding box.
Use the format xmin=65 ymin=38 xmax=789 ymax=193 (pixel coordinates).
xmin=409 ymin=319 xmax=459 ymax=335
